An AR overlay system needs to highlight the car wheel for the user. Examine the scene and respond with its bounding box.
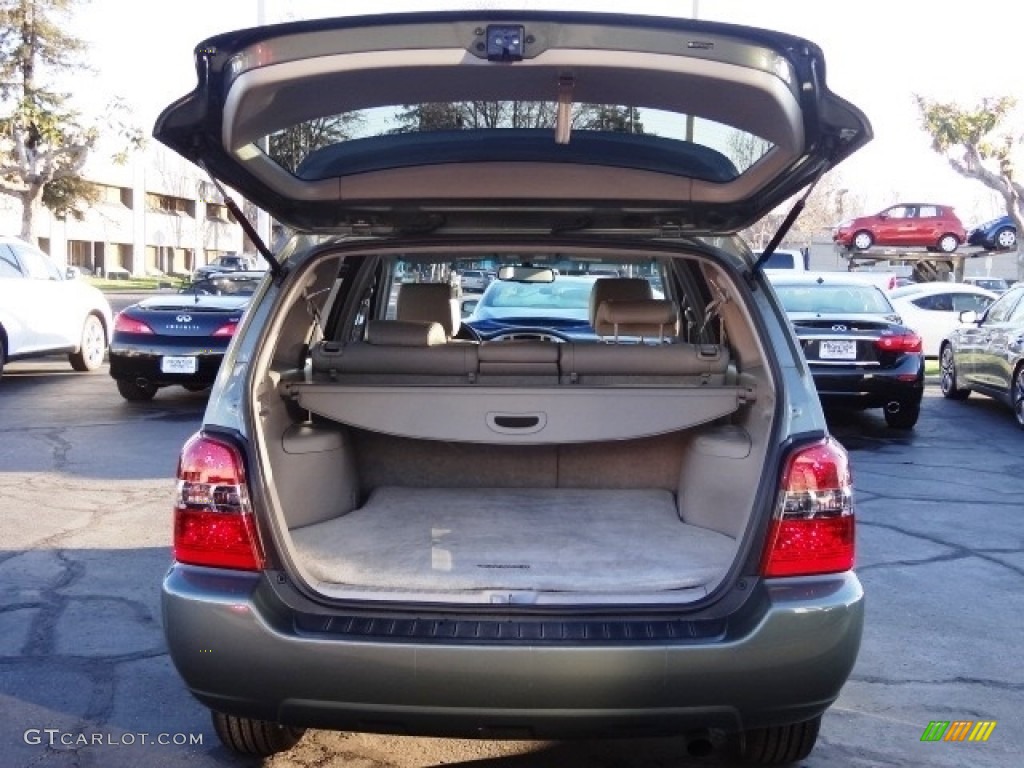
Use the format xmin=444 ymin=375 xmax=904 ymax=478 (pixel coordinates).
xmin=1013 ymin=365 xmax=1024 ymax=429
xmin=884 ymin=402 xmax=920 ymax=429
xmin=937 ymin=234 xmax=959 ymax=253
xmin=852 ymin=230 xmax=873 ymax=251
xmin=738 ymin=716 xmax=820 ymax=764
xmin=995 ymin=227 xmax=1017 ymax=250
xmin=211 ymin=711 xmax=305 ymax=756
xmin=116 ymin=379 xmax=158 ymax=401
xmin=939 ymin=344 xmax=971 ymax=400
xmin=68 ymin=315 xmax=106 ymax=371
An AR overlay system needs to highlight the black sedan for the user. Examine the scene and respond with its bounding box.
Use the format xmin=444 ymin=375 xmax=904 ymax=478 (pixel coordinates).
xmin=771 ymin=274 xmax=925 ymax=429
xmin=109 ymin=272 xmax=263 ymax=401
xmin=940 ymin=282 xmax=1024 ymax=427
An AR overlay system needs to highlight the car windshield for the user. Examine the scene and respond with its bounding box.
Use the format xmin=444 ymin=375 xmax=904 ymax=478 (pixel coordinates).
xmin=774 ymin=283 xmax=893 ymax=314
xmin=480 ymin=279 xmax=594 ymax=316
xmin=185 ymin=274 xmax=262 ymax=296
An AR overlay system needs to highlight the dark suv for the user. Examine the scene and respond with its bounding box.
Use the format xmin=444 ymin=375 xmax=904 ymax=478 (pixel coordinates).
xmin=155 ymin=11 xmax=871 ymax=764
xmin=192 ymin=253 xmax=260 ymax=280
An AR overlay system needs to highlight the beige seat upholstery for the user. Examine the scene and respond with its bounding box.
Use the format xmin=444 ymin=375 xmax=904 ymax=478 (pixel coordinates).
xmin=312 ymin=320 xmax=478 ymax=381
xmin=593 ymin=299 xmax=679 ymax=342
xmin=589 ymin=278 xmax=654 ymax=338
xmin=396 ymin=283 xmax=462 ymax=339
xmin=561 ymin=299 xmax=730 ymax=384
xmin=478 ymin=340 xmax=560 ymax=382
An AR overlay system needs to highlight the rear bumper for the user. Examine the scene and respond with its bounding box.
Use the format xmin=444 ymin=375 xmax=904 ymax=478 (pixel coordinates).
xmin=162 ymin=567 xmax=864 ymax=737
xmin=109 ymin=339 xmax=228 ymax=387
xmin=812 ymin=358 xmax=925 ymax=409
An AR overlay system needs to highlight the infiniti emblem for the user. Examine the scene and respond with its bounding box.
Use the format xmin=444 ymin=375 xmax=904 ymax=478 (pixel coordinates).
xmin=177 ymin=314 xmax=192 ymax=323
xmin=831 ymin=324 xmax=848 ymax=332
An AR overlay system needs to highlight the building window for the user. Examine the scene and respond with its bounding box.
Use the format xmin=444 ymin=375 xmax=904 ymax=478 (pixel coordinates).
xmin=146 ymin=192 xmax=195 ymax=217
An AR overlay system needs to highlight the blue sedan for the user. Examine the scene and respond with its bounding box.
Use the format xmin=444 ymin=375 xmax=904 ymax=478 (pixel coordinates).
xmin=967 ymin=215 xmax=1017 ymax=251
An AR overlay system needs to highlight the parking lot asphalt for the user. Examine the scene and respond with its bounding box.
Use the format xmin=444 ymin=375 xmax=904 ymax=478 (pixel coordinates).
xmin=0 ymin=359 xmax=1021 ymax=767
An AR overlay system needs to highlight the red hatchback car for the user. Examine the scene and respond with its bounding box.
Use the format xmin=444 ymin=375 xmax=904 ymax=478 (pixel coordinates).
xmin=834 ymin=203 xmax=967 ymax=253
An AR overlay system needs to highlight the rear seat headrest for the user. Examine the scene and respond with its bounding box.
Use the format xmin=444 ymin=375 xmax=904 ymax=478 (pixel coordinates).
xmin=594 ymin=299 xmax=679 ymax=339
xmin=588 ymin=277 xmax=654 ymax=329
xmin=366 ymin=320 xmax=447 ymax=347
xmin=396 ymin=283 xmax=461 ymax=338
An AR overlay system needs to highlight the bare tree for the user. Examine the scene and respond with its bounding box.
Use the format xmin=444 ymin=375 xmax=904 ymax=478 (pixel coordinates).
xmin=268 ymin=114 xmax=364 ymax=174
xmin=390 ymin=102 xmax=641 ymax=133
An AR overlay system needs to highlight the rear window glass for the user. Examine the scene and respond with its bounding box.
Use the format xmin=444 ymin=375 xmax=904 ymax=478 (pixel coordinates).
xmin=266 ymin=102 xmax=773 ymax=183
xmin=774 ymin=284 xmax=893 ymax=314
xmin=761 ymin=252 xmax=798 ymax=269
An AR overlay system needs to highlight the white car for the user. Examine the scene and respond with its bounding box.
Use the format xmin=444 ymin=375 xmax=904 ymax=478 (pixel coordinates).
xmin=890 ymin=282 xmax=997 ymax=357
xmin=0 ymin=236 xmax=113 ymax=376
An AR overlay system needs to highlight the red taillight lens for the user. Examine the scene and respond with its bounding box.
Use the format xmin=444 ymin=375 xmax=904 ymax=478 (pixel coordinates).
xmin=114 ymin=313 xmax=154 ymax=334
xmin=874 ymin=333 xmax=922 ymax=353
xmin=173 ymin=433 xmax=264 ymax=571
xmin=762 ymin=437 xmax=855 ymax=577
xmin=212 ymin=321 xmax=238 ymax=337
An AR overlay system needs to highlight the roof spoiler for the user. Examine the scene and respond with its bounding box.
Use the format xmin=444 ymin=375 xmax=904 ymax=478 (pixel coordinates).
xmin=752 ymin=164 xmax=831 ymax=276
xmin=198 ymin=161 xmax=284 ymax=279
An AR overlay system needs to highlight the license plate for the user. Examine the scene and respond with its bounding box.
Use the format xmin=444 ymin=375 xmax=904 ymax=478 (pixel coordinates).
xmin=818 ymin=340 xmax=857 ymax=360
xmin=160 ymin=356 xmax=198 ymax=374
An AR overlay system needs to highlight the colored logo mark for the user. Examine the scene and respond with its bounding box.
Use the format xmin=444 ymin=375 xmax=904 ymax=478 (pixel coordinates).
xmin=921 ymin=720 xmax=996 ymax=742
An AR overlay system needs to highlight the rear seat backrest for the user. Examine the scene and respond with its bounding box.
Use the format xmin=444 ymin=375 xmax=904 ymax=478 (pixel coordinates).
xmin=396 ymin=283 xmax=461 ymax=339
xmin=312 ymin=320 xmax=478 ymax=381
xmin=561 ymin=299 xmax=730 ymax=384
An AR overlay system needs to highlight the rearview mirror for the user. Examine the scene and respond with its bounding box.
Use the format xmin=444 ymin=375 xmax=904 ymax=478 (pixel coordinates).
xmin=461 ymin=298 xmax=479 ymax=317
xmin=497 ymin=266 xmax=556 ymax=283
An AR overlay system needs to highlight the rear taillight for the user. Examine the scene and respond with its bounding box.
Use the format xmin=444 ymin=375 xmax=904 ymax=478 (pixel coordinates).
xmin=212 ymin=320 xmax=239 ymax=337
xmin=114 ymin=314 xmax=154 ymax=334
xmin=762 ymin=437 xmax=855 ymax=577
xmin=173 ymin=433 xmax=264 ymax=571
xmin=874 ymin=333 xmax=922 ymax=353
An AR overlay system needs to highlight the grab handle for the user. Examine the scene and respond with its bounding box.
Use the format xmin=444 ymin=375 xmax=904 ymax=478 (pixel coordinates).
xmin=486 ymin=412 xmax=547 ymax=434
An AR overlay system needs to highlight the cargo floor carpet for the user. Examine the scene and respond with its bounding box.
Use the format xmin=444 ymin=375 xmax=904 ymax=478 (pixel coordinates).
xmin=289 ymin=487 xmax=736 ymax=593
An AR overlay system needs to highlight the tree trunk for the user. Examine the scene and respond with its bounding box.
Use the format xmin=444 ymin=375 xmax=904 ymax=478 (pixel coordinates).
xmin=19 ymin=188 xmax=38 ymax=243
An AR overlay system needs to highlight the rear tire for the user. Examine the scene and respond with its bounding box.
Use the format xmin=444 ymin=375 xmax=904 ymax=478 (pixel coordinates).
xmin=852 ymin=230 xmax=873 ymax=251
xmin=939 ymin=344 xmax=970 ymax=400
xmin=69 ymin=315 xmax=106 ymax=371
xmin=116 ymin=379 xmax=158 ymax=401
xmin=211 ymin=711 xmax=305 ymax=756
xmin=884 ymin=402 xmax=920 ymax=429
xmin=937 ymin=234 xmax=959 ymax=253
xmin=994 ymin=227 xmax=1016 ymax=250
xmin=738 ymin=716 xmax=821 ymax=764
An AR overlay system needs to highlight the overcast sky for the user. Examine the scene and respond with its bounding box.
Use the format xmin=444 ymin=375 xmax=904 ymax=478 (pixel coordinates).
xmin=65 ymin=0 xmax=1022 ymax=223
